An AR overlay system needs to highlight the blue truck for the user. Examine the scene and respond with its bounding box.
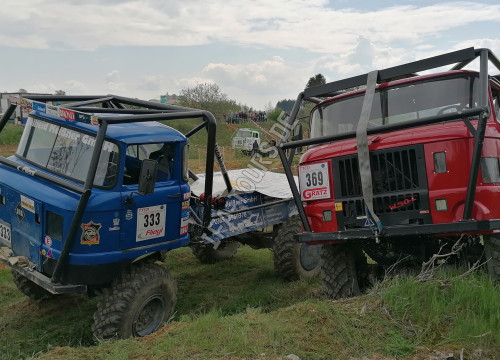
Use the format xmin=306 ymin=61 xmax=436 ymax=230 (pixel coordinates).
xmin=0 ymin=95 xmax=320 ymax=339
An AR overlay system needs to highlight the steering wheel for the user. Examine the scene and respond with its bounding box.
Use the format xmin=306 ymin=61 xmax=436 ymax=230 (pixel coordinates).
xmin=437 ymin=105 xmax=461 ymax=115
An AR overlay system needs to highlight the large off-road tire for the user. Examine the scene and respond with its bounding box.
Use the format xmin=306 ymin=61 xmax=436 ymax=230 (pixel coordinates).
xmin=11 ymin=269 xmax=54 ymax=301
xmin=92 ymin=262 xmax=177 ymax=339
xmin=321 ymin=243 xmax=368 ymax=300
xmin=273 ymin=216 xmax=321 ymax=281
xmin=484 ymin=235 xmax=500 ymax=282
xmin=191 ymin=240 xmax=240 ymax=264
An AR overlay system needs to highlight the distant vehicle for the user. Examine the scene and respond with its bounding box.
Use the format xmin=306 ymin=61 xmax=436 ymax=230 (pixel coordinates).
xmin=231 ymin=128 xmax=261 ymax=155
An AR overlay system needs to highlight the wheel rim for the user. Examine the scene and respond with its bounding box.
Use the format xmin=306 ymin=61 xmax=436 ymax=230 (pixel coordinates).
xmin=299 ymin=244 xmax=321 ymax=271
xmin=132 ymin=294 xmax=166 ymax=337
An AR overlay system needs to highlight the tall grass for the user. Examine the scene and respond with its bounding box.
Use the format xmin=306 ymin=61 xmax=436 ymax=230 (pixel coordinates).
xmin=1 ymin=247 xmax=499 ymax=360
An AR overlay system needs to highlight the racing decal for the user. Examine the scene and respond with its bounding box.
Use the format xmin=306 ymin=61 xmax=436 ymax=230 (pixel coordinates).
xmin=136 ymin=205 xmax=166 ymax=242
xmin=183 ymin=191 xmax=191 ymax=200
xmin=80 ymin=221 xmax=102 ymax=245
xmin=299 ymin=162 xmax=331 ymax=201
xmin=47 ymin=104 xmax=59 ymax=117
xmin=20 ymin=195 xmax=35 ymax=213
xmin=44 ymin=236 xmax=52 ymax=247
xmin=14 ymin=203 xmax=25 ymax=222
xmin=109 ymin=218 xmax=120 ymax=231
xmin=335 ymin=202 xmax=343 ymax=211
xmin=180 ymin=217 xmax=189 ymax=236
xmin=33 ymin=102 xmax=46 ymax=113
xmin=389 ymin=196 xmax=417 ymax=210
xmin=59 ymin=108 xmax=75 ymax=121
xmin=125 ymin=210 xmax=133 ymax=221
xmin=182 ymin=200 xmax=189 ymax=210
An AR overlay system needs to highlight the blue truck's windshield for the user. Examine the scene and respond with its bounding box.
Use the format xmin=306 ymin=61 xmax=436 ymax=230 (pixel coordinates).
xmin=310 ymin=75 xmax=479 ymax=138
xmin=16 ymin=116 xmax=120 ymax=187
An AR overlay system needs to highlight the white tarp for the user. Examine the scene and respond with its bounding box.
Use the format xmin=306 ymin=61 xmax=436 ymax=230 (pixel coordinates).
xmin=191 ymin=169 xmax=298 ymax=199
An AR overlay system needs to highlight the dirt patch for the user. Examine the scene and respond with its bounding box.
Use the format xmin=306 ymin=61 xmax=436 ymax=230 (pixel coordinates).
xmin=0 ymin=144 xmax=17 ymax=156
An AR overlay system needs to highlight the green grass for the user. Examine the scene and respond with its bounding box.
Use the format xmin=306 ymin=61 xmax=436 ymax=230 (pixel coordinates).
xmin=1 ymin=247 xmax=499 ymax=360
xmin=0 ymin=123 xmax=24 ymax=148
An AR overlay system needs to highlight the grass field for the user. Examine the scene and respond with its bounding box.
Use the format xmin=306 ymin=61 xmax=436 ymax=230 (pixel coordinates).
xmin=1 ymin=247 xmax=499 ymax=360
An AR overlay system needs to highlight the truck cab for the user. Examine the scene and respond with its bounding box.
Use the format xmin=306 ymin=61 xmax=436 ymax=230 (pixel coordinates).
xmin=0 ymin=109 xmax=190 ymax=285
xmin=278 ymin=47 xmax=500 ymax=299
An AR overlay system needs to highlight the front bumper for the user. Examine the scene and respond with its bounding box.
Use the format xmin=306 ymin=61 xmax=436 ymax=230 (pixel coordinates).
xmin=295 ymin=219 xmax=500 ymax=243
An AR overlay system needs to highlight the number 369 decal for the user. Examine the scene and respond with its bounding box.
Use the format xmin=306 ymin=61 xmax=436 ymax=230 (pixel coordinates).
xmin=136 ymin=205 xmax=166 ymax=241
xmin=299 ymin=162 xmax=331 ymax=201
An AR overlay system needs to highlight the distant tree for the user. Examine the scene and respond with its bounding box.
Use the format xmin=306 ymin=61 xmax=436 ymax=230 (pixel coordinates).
xmin=54 ymin=90 xmax=66 ymax=95
xmin=267 ymin=107 xmax=284 ymax=121
xmin=18 ymin=88 xmax=28 ymax=94
xmin=276 ymin=99 xmax=295 ymax=113
xmin=306 ymin=74 xmax=326 ymax=89
xmin=178 ymin=83 xmax=239 ymax=121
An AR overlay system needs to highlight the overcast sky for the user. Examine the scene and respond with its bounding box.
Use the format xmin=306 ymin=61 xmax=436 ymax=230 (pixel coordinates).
xmin=1 ymin=0 xmax=500 ymax=110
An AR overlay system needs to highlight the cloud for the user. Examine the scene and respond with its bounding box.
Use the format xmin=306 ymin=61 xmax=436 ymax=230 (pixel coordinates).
xmin=1 ymin=1 xmax=499 ymax=53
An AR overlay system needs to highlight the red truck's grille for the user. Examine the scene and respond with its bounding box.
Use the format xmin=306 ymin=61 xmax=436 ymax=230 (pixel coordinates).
xmin=332 ymin=145 xmax=431 ymax=228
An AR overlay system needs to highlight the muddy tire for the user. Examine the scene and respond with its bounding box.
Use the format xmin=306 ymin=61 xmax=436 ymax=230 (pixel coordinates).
xmin=273 ymin=216 xmax=321 ymax=281
xmin=484 ymin=235 xmax=500 ymax=282
xmin=11 ymin=269 xmax=54 ymax=301
xmin=321 ymin=243 xmax=368 ymax=300
xmin=92 ymin=262 xmax=177 ymax=339
xmin=191 ymin=240 xmax=240 ymax=264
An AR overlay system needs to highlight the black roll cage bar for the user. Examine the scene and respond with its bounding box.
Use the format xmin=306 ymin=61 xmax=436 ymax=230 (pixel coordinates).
xmin=0 ymin=95 xmax=232 ymax=283
xmin=277 ymin=47 xmax=500 ymax=236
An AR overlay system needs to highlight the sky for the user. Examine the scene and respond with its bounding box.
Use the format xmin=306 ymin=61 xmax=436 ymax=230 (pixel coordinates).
xmin=1 ymin=0 xmax=500 ymax=111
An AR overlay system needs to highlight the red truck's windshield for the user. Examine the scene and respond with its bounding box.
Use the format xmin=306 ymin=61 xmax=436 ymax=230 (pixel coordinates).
xmin=310 ymin=74 xmax=479 ymax=138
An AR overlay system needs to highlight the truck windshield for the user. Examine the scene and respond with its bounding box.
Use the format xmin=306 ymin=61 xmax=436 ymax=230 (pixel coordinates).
xmin=310 ymin=75 xmax=479 ymax=138
xmin=16 ymin=116 xmax=120 ymax=187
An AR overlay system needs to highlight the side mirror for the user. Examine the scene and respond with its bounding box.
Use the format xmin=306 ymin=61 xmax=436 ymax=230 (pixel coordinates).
xmin=138 ymin=159 xmax=157 ymax=195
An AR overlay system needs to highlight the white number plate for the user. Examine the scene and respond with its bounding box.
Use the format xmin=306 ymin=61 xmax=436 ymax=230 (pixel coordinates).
xmin=0 ymin=220 xmax=11 ymax=247
xmin=136 ymin=205 xmax=166 ymax=242
xmin=299 ymin=162 xmax=331 ymax=201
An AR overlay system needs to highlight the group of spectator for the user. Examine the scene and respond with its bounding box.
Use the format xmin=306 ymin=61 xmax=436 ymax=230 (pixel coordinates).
xmin=226 ymin=111 xmax=267 ymax=124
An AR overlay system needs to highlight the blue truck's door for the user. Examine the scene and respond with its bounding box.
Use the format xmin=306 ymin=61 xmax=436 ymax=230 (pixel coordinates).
xmin=119 ymin=143 xmax=183 ymax=250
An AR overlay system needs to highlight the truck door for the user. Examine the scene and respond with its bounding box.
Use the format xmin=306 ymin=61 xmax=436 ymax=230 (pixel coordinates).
xmin=120 ymin=142 xmax=183 ymax=250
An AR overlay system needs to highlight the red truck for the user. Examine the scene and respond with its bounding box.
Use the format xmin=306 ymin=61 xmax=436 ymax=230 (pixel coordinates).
xmin=278 ymin=47 xmax=500 ymax=299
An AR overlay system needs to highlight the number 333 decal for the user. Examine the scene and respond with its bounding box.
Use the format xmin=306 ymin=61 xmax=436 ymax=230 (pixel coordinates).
xmin=136 ymin=205 xmax=166 ymax=241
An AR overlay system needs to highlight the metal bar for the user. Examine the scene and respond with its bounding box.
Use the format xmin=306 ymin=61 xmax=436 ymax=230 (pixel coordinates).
xmin=65 ymin=107 xmax=169 ymax=114
xmin=463 ymin=49 xmax=490 ymax=220
xmin=97 ymin=110 xmax=206 ymax=124
xmin=305 ymin=47 xmax=476 ymax=98
xmin=185 ymin=121 xmax=207 ymax=137
xmin=10 ymin=266 xmax=86 ymax=294
xmin=295 ymin=219 xmax=500 ymax=243
xmin=202 ymin=111 xmax=217 ymax=228
xmin=277 ymin=146 xmax=311 ymax=232
xmin=214 ymin=143 xmax=233 ymax=194
xmin=51 ymin=120 xmax=109 ymax=283
xmin=281 ymin=107 xmax=484 ymax=150
xmin=63 ymin=96 xmax=115 ymax=108
xmin=0 ymin=104 xmax=17 ymax=129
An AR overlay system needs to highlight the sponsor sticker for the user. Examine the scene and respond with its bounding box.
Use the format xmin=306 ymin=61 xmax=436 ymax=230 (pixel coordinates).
xmin=299 ymin=162 xmax=331 ymax=201
xmin=45 ymin=236 xmax=52 ymax=247
xmin=335 ymin=202 xmax=343 ymax=211
xmin=20 ymin=195 xmax=35 ymax=213
xmin=80 ymin=221 xmax=102 ymax=245
xmin=136 ymin=205 xmax=166 ymax=242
